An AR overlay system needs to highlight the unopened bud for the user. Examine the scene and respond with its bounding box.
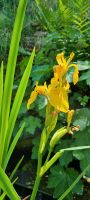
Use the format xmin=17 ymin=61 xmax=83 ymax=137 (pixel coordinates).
xmin=67 ymin=110 xmax=74 ymax=127
xmin=39 ymin=128 xmax=47 ymax=154
xmin=50 ymin=128 xmax=67 ymax=149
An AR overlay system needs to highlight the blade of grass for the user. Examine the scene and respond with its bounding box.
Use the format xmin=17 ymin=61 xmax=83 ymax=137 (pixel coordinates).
xmin=0 ymin=62 xmax=3 ymax=130
xmin=10 ymin=156 xmax=24 ymax=180
xmin=58 ymin=163 xmax=90 ymax=200
xmin=0 ymin=166 xmax=20 ymax=200
xmin=0 ymin=177 xmax=18 ymax=200
xmin=0 ymin=192 xmax=5 ymax=200
xmin=0 ymin=157 xmax=24 ymax=200
xmin=2 ymin=48 xmax=35 ymax=167
xmin=0 ymin=157 xmax=24 ymax=199
xmin=3 ymin=123 xmax=25 ymax=170
xmin=0 ymin=0 xmax=28 ymax=165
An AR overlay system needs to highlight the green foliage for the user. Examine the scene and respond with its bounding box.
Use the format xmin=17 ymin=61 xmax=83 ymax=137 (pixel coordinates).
xmin=0 ymin=0 xmax=35 ymax=199
xmin=71 ymin=108 xmax=90 ymax=177
xmin=79 ymin=69 xmax=90 ymax=86
xmin=34 ymin=0 xmax=90 ymax=63
xmin=77 ymin=95 xmax=90 ymax=107
xmin=0 ymin=0 xmax=37 ymax=62
xmin=0 ymin=165 xmax=20 ymax=200
xmin=47 ymin=164 xmax=83 ymax=199
xmin=31 ymin=136 xmax=40 ymax=159
xmin=36 ymin=0 xmax=90 ymax=37
xmin=73 ymin=126 xmax=90 ymax=176
xmin=21 ymin=116 xmax=41 ymax=135
xmin=73 ymin=108 xmax=90 ymax=130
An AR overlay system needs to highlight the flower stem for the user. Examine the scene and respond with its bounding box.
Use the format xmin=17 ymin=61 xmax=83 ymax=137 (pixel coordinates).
xmin=44 ymin=148 xmax=52 ymax=165
xmin=30 ymin=153 xmax=42 ymax=200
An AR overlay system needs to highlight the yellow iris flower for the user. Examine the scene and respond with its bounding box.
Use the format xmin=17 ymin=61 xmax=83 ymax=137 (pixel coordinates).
xmin=27 ymin=52 xmax=79 ymax=113
xmin=54 ymin=52 xmax=79 ymax=84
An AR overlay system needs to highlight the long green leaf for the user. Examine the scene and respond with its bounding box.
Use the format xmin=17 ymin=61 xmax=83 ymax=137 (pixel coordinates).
xmin=58 ymin=163 xmax=90 ymax=200
xmin=0 ymin=62 xmax=3 ymax=132
xmin=61 ymin=146 xmax=90 ymax=152
xmin=10 ymin=156 xmax=24 ymax=180
xmin=0 ymin=0 xmax=28 ymax=165
xmin=3 ymin=123 xmax=25 ymax=170
xmin=0 ymin=192 xmax=5 ymax=200
xmin=0 ymin=177 xmax=18 ymax=200
xmin=2 ymin=48 xmax=35 ymax=167
xmin=0 ymin=157 xmax=24 ymax=200
xmin=0 ymin=166 xmax=20 ymax=200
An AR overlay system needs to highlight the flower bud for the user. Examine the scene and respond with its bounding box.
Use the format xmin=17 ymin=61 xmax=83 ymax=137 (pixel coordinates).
xmin=39 ymin=128 xmax=47 ymax=154
xmin=50 ymin=128 xmax=67 ymax=149
xmin=67 ymin=110 xmax=74 ymax=127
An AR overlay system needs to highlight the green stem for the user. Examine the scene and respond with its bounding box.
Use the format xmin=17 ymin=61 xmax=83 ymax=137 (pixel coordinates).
xmin=40 ymin=150 xmax=64 ymax=176
xmin=30 ymin=153 xmax=42 ymax=200
xmin=44 ymin=148 xmax=52 ymax=165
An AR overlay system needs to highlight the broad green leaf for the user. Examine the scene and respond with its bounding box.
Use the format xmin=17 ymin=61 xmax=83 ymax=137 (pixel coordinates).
xmin=2 ymin=48 xmax=35 ymax=166
xmin=58 ymin=163 xmax=90 ymax=200
xmin=79 ymin=69 xmax=90 ymax=81
xmin=58 ymin=139 xmax=73 ymax=167
xmin=31 ymin=136 xmax=40 ymax=159
xmin=59 ymin=151 xmax=73 ymax=167
xmin=73 ymin=108 xmax=90 ymax=131
xmin=47 ymin=164 xmax=83 ymax=199
xmin=21 ymin=116 xmax=41 ymax=135
xmin=31 ymin=64 xmax=51 ymax=83
xmin=86 ymin=78 xmax=90 ymax=86
xmin=72 ymin=126 xmax=90 ymax=176
xmin=80 ymin=150 xmax=90 ymax=177
xmin=72 ymin=151 xmax=84 ymax=160
xmin=0 ymin=166 xmax=20 ymax=200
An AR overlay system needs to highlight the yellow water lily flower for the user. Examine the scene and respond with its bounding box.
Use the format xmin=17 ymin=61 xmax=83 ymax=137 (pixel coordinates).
xmin=54 ymin=52 xmax=79 ymax=85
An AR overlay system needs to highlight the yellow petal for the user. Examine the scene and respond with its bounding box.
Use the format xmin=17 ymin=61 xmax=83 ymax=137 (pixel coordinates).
xmin=56 ymin=52 xmax=67 ymax=66
xmin=67 ymin=109 xmax=74 ymax=125
xmin=27 ymin=82 xmax=47 ymax=109
xmin=58 ymin=88 xmax=69 ymax=112
xmin=73 ymin=65 xmax=79 ymax=85
xmin=27 ymin=90 xmax=38 ymax=109
xmin=48 ymin=86 xmax=69 ymax=113
xmin=69 ymin=64 xmax=79 ymax=84
xmin=67 ymin=52 xmax=75 ymax=65
xmin=51 ymin=73 xmax=59 ymax=87
xmin=36 ymin=82 xmax=47 ymax=95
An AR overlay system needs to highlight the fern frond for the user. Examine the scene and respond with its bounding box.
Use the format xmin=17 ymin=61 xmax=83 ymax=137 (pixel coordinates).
xmin=72 ymin=0 xmax=90 ymax=34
